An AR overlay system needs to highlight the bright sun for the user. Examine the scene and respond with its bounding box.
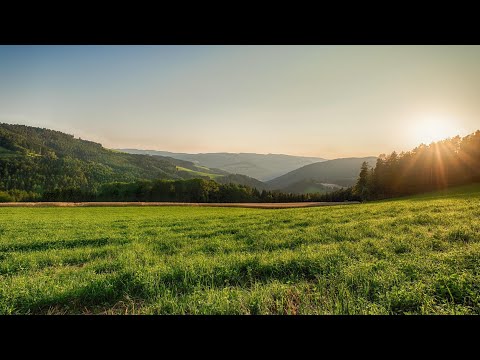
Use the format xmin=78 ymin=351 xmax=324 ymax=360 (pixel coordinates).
xmin=412 ymin=115 xmax=459 ymax=145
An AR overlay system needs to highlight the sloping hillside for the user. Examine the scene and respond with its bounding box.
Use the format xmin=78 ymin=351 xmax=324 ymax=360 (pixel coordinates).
xmin=0 ymin=123 xmax=193 ymax=194
xmin=137 ymin=155 xmax=268 ymax=190
xmin=161 ymin=156 xmax=229 ymax=179
xmin=215 ymin=173 xmax=268 ymax=191
xmin=267 ymin=157 xmax=377 ymax=190
xmin=281 ymin=179 xmax=344 ymax=194
xmin=0 ymin=123 xmax=270 ymax=196
xmin=119 ymin=149 xmax=326 ymax=181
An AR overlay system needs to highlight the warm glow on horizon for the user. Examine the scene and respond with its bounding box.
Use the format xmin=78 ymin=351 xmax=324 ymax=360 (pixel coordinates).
xmin=1 ymin=45 xmax=480 ymax=158
xmin=411 ymin=115 xmax=462 ymax=145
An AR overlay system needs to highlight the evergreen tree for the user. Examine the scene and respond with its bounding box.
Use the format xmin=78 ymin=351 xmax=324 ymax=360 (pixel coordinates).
xmin=353 ymin=161 xmax=371 ymax=200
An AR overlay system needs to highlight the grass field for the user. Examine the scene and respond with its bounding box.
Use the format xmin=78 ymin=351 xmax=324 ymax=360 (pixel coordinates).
xmin=1 ymin=184 xmax=480 ymax=314
xmin=176 ymin=166 xmax=222 ymax=179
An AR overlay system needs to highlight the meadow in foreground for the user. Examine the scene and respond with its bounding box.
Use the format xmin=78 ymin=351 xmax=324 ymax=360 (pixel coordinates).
xmin=1 ymin=184 xmax=479 ymax=314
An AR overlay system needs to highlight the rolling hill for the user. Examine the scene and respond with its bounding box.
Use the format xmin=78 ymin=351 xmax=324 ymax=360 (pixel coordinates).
xmin=215 ymin=173 xmax=269 ymax=191
xmin=0 ymin=123 xmax=195 ymax=194
xmin=0 ymin=124 xmax=375 ymax=198
xmin=0 ymin=123 xmax=271 ymax=196
xmin=267 ymin=157 xmax=378 ymax=191
xmin=161 ymin=157 xmax=229 ymax=179
xmin=280 ymin=179 xmax=344 ymax=194
xmin=119 ymin=149 xmax=326 ymax=181
xmin=125 ymin=153 xmax=269 ymax=190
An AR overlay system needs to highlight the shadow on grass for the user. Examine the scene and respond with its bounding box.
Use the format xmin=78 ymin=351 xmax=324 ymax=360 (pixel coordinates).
xmin=0 ymin=237 xmax=130 ymax=253
xmin=15 ymin=270 xmax=148 ymax=314
xmin=156 ymin=254 xmax=347 ymax=296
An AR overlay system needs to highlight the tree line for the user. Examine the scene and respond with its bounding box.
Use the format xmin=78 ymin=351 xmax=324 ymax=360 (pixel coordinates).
xmin=3 ymin=123 xmax=479 ymax=203
xmin=352 ymin=130 xmax=480 ymax=201
xmin=0 ymin=178 xmax=344 ymax=203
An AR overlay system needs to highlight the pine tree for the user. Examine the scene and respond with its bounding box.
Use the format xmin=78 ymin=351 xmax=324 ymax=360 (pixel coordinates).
xmin=353 ymin=161 xmax=371 ymax=200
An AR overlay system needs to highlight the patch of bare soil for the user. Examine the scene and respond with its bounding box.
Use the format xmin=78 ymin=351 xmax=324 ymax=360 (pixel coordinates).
xmin=0 ymin=201 xmax=359 ymax=209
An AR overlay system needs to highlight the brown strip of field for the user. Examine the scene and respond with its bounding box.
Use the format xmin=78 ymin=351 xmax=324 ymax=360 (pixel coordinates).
xmin=0 ymin=201 xmax=360 ymax=209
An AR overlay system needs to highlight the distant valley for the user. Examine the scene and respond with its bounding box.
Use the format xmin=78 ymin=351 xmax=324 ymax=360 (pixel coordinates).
xmin=0 ymin=123 xmax=376 ymax=199
xmin=121 ymin=149 xmax=377 ymax=194
xmin=119 ymin=149 xmax=326 ymax=181
xmin=266 ymin=157 xmax=378 ymax=191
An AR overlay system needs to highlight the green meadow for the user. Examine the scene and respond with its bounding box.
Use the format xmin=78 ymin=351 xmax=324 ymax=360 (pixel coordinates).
xmin=176 ymin=166 xmax=222 ymax=179
xmin=1 ymin=184 xmax=480 ymax=314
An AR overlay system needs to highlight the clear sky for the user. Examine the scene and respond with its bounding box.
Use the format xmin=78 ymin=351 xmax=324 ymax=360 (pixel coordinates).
xmin=1 ymin=45 xmax=480 ymax=159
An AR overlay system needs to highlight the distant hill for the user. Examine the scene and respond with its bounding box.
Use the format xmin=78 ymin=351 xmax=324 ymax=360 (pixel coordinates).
xmin=281 ymin=179 xmax=344 ymax=194
xmin=267 ymin=157 xmax=378 ymax=191
xmin=0 ymin=123 xmax=196 ymax=195
xmin=215 ymin=173 xmax=268 ymax=191
xmin=0 ymin=124 xmax=271 ymax=197
xmin=119 ymin=149 xmax=326 ymax=181
xmin=163 ymin=157 xmax=267 ymax=189
xmin=161 ymin=156 xmax=230 ymax=179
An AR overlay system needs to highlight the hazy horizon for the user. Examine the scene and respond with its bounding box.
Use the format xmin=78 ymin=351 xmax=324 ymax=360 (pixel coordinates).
xmin=115 ymin=148 xmax=333 ymax=158
xmin=1 ymin=45 xmax=480 ymax=158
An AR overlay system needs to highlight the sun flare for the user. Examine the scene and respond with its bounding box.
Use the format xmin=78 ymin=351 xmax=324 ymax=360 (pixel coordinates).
xmin=412 ymin=115 xmax=459 ymax=145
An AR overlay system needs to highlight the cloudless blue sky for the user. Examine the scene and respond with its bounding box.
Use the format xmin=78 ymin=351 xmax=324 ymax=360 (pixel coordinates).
xmin=1 ymin=45 xmax=480 ymax=158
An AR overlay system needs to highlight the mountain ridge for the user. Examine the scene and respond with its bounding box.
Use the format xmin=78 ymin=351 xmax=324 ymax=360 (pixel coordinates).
xmin=0 ymin=123 xmax=375 ymax=198
xmin=267 ymin=156 xmax=378 ymax=191
xmin=0 ymin=123 xmax=272 ymax=196
xmin=119 ymin=149 xmax=327 ymax=181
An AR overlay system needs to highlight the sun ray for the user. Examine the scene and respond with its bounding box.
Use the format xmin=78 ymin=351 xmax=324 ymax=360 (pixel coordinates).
xmin=433 ymin=142 xmax=447 ymax=189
